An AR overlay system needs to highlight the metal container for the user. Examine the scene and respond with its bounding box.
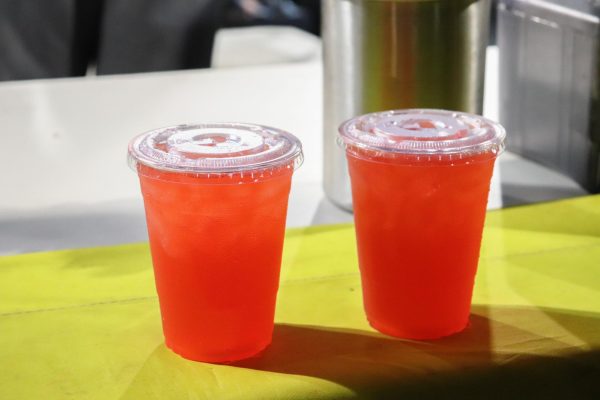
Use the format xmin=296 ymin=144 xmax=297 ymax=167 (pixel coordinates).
xmin=323 ymin=0 xmax=492 ymax=210
xmin=498 ymin=0 xmax=600 ymax=192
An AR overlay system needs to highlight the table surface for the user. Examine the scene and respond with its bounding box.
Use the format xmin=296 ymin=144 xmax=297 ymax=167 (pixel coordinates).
xmin=0 ymin=29 xmax=586 ymax=256
xmin=2 ymin=195 xmax=599 ymax=399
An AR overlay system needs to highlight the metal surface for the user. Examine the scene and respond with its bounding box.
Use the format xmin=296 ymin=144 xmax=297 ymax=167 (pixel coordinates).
xmin=498 ymin=0 xmax=600 ymax=192
xmin=323 ymin=0 xmax=491 ymax=210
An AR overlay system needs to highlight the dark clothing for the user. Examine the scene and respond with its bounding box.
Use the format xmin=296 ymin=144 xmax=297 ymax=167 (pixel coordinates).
xmin=0 ymin=0 xmax=224 ymax=81
xmin=0 ymin=0 xmax=320 ymax=82
xmin=97 ymin=0 xmax=223 ymax=75
xmin=0 ymin=0 xmax=77 ymax=80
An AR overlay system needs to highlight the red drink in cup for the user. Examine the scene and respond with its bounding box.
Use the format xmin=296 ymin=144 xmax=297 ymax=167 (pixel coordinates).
xmin=339 ymin=110 xmax=505 ymax=339
xmin=128 ymin=123 xmax=303 ymax=362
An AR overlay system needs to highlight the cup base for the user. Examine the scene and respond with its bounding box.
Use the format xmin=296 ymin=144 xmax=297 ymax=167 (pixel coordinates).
xmin=165 ymin=339 xmax=271 ymax=363
xmin=368 ymin=317 xmax=470 ymax=341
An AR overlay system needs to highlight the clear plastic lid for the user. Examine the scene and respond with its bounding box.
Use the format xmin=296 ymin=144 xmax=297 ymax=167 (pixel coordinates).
xmin=338 ymin=109 xmax=506 ymax=161
xmin=128 ymin=123 xmax=304 ymax=177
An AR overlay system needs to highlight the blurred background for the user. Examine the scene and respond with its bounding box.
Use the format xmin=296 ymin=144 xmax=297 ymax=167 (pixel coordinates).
xmin=0 ymin=0 xmax=598 ymax=252
xmin=0 ymin=0 xmax=323 ymax=80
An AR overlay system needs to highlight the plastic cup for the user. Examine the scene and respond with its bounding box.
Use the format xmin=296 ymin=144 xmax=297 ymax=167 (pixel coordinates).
xmin=338 ymin=109 xmax=506 ymax=340
xmin=128 ymin=123 xmax=303 ymax=362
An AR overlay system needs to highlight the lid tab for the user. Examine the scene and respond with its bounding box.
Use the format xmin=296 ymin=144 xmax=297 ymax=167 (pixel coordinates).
xmin=128 ymin=123 xmax=304 ymax=174
xmin=338 ymin=109 xmax=506 ymax=159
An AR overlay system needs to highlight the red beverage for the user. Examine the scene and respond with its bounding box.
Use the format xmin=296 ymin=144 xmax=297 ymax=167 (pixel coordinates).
xmin=128 ymin=124 xmax=303 ymax=362
xmin=339 ymin=110 xmax=505 ymax=339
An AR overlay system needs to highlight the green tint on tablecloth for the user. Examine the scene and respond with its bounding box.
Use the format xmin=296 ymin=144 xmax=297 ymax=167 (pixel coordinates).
xmin=2 ymin=195 xmax=600 ymax=399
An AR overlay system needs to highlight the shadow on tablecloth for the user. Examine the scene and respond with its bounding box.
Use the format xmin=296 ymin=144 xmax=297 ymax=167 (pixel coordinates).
xmin=119 ymin=305 xmax=600 ymax=399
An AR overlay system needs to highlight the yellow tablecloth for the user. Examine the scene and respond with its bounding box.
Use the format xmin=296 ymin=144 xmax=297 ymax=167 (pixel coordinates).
xmin=2 ymin=195 xmax=600 ymax=399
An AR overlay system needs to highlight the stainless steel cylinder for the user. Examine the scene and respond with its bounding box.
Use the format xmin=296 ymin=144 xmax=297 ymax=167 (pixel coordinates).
xmin=323 ymin=0 xmax=491 ymax=210
xmin=498 ymin=0 xmax=600 ymax=192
